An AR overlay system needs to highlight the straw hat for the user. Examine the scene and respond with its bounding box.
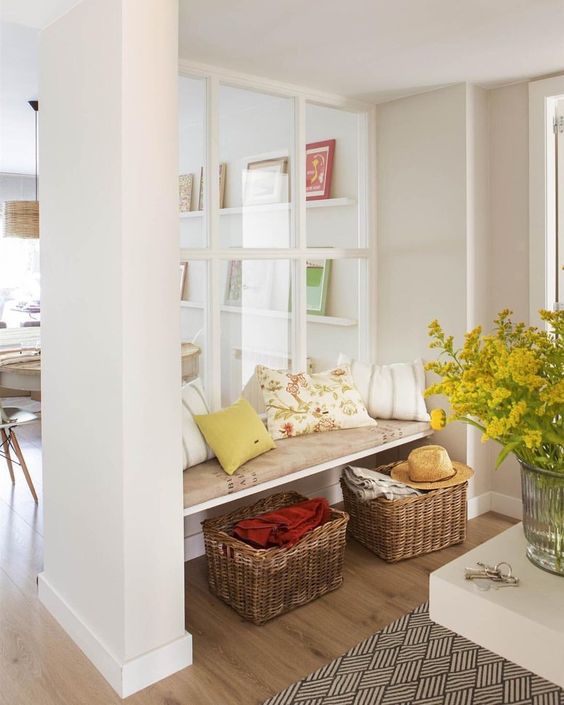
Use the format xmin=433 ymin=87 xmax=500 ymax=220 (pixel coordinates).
xmin=390 ymin=445 xmax=474 ymax=490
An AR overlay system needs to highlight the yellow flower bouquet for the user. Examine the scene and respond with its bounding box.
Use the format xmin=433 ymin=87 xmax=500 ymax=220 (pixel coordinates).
xmin=425 ymin=309 xmax=564 ymax=574
xmin=425 ymin=309 xmax=564 ymax=472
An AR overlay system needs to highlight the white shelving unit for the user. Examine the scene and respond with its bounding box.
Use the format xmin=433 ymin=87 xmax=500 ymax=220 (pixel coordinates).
xmin=179 ymin=197 xmax=356 ymax=219
xmin=180 ymin=300 xmax=356 ymax=327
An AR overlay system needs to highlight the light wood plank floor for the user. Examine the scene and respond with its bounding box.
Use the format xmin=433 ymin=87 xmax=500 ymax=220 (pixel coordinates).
xmin=0 ymin=403 xmax=517 ymax=705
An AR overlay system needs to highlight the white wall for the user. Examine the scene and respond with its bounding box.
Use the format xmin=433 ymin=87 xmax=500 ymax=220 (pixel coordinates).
xmin=376 ymin=84 xmax=469 ymax=476
xmin=377 ymin=80 xmax=532 ymax=509
xmin=487 ymin=81 xmax=530 ymax=502
xmin=39 ymin=0 xmax=190 ymax=696
xmin=465 ymin=84 xmax=491 ymax=500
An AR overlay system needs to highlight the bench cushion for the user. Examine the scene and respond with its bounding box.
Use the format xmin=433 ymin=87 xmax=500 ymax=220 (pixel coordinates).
xmin=183 ymin=419 xmax=430 ymax=510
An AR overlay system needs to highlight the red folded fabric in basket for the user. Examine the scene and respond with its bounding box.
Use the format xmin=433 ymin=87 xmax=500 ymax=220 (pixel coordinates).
xmin=232 ymin=497 xmax=331 ymax=549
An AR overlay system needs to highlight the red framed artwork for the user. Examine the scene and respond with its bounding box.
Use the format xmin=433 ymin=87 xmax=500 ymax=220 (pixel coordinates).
xmin=306 ymin=139 xmax=335 ymax=200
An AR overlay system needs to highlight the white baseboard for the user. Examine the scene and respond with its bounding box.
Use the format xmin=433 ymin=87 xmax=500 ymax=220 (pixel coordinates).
xmin=467 ymin=491 xmax=492 ymax=519
xmin=38 ymin=573 xmax=192 ymax=698
xmin=467 ymin=491 xmax=522 ymax=520
xmin=491 ymin=491 xmax=523 ymax=520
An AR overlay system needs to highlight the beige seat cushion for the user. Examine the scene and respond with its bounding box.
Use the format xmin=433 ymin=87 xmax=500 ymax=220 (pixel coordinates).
xmin=183 ymin=419 xmax=430 ymax=510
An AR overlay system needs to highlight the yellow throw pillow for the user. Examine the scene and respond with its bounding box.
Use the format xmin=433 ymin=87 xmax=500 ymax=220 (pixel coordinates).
xmin=194 ymin=398 xmax=275 ymax=475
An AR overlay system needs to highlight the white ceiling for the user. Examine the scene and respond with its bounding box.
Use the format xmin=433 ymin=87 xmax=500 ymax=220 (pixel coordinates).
xmin=178 ymin=0 xmax=564 ymax=102
xmin=0 ymin=22 xmax=39 ymax=174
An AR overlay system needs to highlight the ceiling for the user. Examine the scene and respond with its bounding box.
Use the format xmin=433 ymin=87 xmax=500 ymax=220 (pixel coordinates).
xmin=178 ymin=0 xmax=564 ymax=102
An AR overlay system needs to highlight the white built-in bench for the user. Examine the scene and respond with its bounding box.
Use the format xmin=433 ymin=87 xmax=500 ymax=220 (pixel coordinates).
xmin=182 ymin=419 xmax=432 ymax=560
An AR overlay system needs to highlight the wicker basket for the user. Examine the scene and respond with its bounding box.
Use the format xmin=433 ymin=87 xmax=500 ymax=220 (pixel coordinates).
xmin=202 ymin=491 xmax=349 ymax=625
xmin=340 ymin=462 xmax=467 ymax=562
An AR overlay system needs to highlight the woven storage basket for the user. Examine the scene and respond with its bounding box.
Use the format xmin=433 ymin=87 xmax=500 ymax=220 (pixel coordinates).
xmin=340 ymin=462 xmax=467 ymax=562
xmin=202 ymin=491 xmax=349 ymax=625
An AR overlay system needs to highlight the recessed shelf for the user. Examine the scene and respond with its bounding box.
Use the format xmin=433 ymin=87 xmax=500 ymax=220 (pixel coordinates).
xmin=180 ymin=300 xmax=357 ymax=327
xmin=179 ymin=197 xmax=356 ymax=219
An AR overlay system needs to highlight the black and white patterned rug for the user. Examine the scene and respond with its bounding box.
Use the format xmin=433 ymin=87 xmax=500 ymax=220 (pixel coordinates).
xmin=264 ymin=603 xmax=564 ymax=705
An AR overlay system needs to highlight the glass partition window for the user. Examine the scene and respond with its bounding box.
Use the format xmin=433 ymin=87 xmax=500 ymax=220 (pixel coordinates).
xmin=306 ymin=103 xmax=360 ymax=249
xmin=180 ymin=260 xmax=207 ymax=386
xmin=306 ymin=259 xmax=363 ymax=372
xmin=178 ymin=76 xmax=206 ymax=249
xmin=221 ymin=259 xmax=292 ymax=407
xmin=219 ymin=85 xmax=294 ymax=249
xmin=178 ymin=72 xmax=371 ymax=409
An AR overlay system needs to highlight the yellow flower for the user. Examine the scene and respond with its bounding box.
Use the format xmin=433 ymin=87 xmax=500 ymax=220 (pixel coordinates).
xmin=523 ymin=430 xmax=542 ymax=449
xmin=426 ymin=308 xmax=563 ymax=471
xmin=430 ymin=408 xmax=447 ymax=430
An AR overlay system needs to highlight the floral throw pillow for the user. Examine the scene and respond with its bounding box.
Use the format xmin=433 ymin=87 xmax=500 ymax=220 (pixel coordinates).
xmin=256 ymin=364 xmax=377 ymax=441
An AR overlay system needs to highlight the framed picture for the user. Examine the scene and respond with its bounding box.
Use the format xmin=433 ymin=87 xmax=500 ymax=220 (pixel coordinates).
xmin=224 ymin=260 xmax=274 ymax=309
xmin=306 ymin=259 xmax=331 ymax=315
xmin=243 ymin=156 xmax=288 ymax=206
xmin=178 ymin=174 xmax=193 ymax=212
xmin=179 ymin=262 xmax=188 ymax=301
xmin=306 ymin=139 xmax=335 ymax=200
xmin=198 ymin=163 xmax=227 ymax=210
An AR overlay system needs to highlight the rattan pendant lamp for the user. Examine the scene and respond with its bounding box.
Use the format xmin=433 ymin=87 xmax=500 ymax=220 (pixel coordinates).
xmin=2 ymin=100 xmax=40 ymax=239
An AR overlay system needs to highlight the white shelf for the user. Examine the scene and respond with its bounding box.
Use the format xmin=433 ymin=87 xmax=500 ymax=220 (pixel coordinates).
xmin=180 ymin=300 xmax=356 ymax=327
xmin=306 ymin=314 xmax=356 ymax=327
xmin=179 ymin=197 xmax=355 ymax=219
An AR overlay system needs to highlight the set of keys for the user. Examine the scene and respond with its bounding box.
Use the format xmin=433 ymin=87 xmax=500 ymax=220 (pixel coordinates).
xmin=464 ymin=561 xmax=520 ymax=589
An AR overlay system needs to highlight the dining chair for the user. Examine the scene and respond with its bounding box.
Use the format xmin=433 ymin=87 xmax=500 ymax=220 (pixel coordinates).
xmin=0 ymin=400 xmax=40 ymax=502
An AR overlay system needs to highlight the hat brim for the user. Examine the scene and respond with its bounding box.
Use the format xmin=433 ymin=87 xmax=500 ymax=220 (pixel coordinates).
xmin=390 ymin=460 xmax=474 ymax=490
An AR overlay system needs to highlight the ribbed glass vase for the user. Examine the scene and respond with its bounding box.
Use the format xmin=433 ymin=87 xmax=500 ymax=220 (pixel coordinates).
xmin=520 ymin=461 xmax=564 ymax=576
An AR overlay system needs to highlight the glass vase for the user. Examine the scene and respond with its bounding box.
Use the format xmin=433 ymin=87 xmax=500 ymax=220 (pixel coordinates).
xmin=520 ymin=460 xmax=564 ymax=576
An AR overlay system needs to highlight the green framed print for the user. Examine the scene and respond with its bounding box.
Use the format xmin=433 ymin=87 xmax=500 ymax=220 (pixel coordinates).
xmin=306 ymin=259 xmax=331 ymax=315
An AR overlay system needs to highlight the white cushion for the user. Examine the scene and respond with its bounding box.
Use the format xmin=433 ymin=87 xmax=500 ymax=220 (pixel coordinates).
xmin=256 ymin=363 xmax=377 ymax=441
xmin=338 ymin=354 xmax=429 ymax=422
xmin=182 ymin=378 xmax=215 ymax=469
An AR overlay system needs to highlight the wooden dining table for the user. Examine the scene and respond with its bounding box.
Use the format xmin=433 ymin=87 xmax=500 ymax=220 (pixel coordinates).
xmin=0 ymin=358 xmax=41 ymax=393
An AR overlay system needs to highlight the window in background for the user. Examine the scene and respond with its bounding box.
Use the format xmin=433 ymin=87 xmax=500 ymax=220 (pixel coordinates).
xmin=0 ymin=174 xmax=40 ymax=328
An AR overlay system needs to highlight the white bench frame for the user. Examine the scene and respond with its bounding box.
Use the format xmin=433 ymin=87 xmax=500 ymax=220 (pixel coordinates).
xmin=183 ymin=428 xmax=433 ymax=559
xmin=183 ymin=428 xmax=432 ymax=517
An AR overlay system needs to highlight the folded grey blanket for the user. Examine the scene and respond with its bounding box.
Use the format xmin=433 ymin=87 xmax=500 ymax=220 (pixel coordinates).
xmin=342 ymin=465 xmax=422 ymax=502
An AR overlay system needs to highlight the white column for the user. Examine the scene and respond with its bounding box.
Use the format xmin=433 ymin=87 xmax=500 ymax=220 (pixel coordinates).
xmin=38 ymin=0 xmax=190 ymax=697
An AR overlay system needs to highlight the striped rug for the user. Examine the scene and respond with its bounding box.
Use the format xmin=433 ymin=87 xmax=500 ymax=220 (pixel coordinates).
xmin=264 ymin=603 xmax=564 ymax=705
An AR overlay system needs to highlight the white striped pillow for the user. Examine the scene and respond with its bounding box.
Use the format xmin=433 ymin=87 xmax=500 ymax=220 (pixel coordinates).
xmin=182 ymin=378 xmax=215 ymax=469
xmin=338 ymin=355 xmax=429 ymax=422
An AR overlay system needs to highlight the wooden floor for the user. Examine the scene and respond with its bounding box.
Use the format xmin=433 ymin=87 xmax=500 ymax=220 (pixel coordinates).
xmin=0 ymin=402 xmax=517 ymax=705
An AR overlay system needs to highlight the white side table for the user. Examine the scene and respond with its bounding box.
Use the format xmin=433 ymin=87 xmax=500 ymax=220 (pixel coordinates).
xmin=430 ymin=523 xmax=564 ymax=688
